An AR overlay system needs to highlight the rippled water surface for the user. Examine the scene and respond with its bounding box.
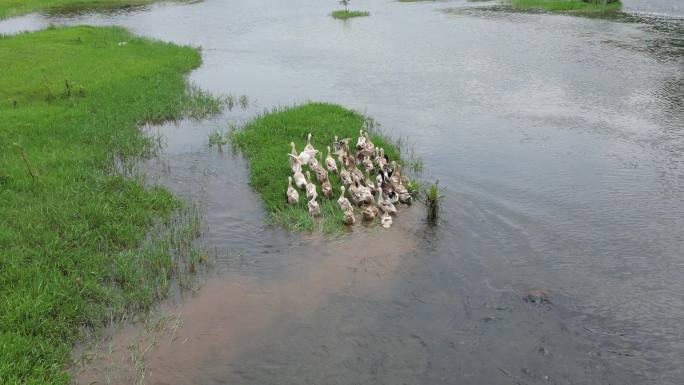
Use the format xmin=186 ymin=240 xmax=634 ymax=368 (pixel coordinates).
xmin=3 ymin=1 xmax=683 ymax=384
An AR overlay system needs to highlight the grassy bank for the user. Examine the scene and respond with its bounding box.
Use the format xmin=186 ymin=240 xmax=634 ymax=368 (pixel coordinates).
xmin=232 ymin=103 xmax=403 ymax=233
xmin=331 ymin=10 xmax=370 ymax=19
xmin=0 ymin=26 xmax=217 ymax=384
xmin=0 ymin=0 xmax=160 ymax=19
xmin=508 ymin=0 xmax=622 ymax=12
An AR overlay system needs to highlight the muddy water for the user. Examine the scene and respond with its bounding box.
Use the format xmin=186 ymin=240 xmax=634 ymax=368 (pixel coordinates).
xmin=2 ymin=0 xmax=683 ymax=384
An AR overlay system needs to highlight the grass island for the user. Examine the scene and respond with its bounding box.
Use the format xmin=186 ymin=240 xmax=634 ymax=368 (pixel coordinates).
xmin=231 ymin=103 xmax=416 ymax=233
xmin=508 ymin=0 xmax=622 ymax=13
xmin=331 ymin=9 xmax=370 ymax=20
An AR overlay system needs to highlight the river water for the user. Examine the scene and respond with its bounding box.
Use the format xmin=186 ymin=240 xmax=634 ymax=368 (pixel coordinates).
xmin=2 ymin=1 xmax=683 ymax=384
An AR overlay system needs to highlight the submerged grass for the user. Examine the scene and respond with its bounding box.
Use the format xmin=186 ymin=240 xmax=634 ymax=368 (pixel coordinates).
xmin=331 ymin=10 xmax=370 ymax=19
xmin=0 ymin=26 xmax=217 ymax=384
xmin=508 ymin=0 xmax=622 ymax=13
xmin=231 ymin=103 xmax=403 ymax=233
xmin=0 ymin=0 xmax=161 ymax=19
xmin=424 ymin=181 xmax=444 ymax=224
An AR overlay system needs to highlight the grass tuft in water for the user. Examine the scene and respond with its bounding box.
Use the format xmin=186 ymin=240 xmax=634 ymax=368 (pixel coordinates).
xmin=0 ymin=26 xmax=217 ymax=384
xmin=424 ymin=181 xmax=445 ymax=224
xmin=231 ymin=103 xmax=405 ymax=233
xmin=331 ymin=10 xmax=370 ymax=19
xmin=208 ymin=129 xmax=231 ymax=151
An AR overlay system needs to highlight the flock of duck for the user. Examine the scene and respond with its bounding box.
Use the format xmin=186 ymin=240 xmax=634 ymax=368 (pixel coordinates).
xmin=286 ymin=131 xmax=413 ymax=228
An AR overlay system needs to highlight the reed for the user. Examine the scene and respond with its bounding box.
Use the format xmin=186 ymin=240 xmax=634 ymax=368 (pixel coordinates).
xmin=424 ymin=181 xmax=444 ymax=223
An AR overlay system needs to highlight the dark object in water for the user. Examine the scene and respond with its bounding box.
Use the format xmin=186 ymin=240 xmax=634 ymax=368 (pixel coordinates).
xmin=522 ymin=290 xmax=552 ymax=306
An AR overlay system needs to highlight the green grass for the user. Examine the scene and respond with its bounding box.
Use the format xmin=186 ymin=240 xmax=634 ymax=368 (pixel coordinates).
xmin=424 ymin=181 xmax=444 ymax=223
xmin=0 ymin=26 xmax=219 ymax=384
xmin=331 ymin=9 xmax=370 ymax=20
xmin=231 ymin=103 xmax=403 ymax=233
xmin=508 ymin=0 xmax=622 ymax=12
xmin=0 ymin=0 xmax=163 ymax=19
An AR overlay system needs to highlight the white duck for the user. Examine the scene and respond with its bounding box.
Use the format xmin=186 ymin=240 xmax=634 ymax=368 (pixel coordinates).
xmin=313 ymin=153 xmax=328 ymax=183
xmin=343 ymin=210 xmax=356 ymax=226
xmin=380 ymin=207 xmax=392 ymax=228
xmin=337 ymin=186 xmax=353 ymax=212
xmin=363 ymin=132 xmax=375 ymax=153
xmin=321 ymin=177 xmax=333 ymax=199
xmin=289 ymin=142 xmax=298 ymax=158
xmin=287 ymin=176 xmax=299 ymax=205
xmin=308 ymin=198 xmax=320 ymax=217
xmin=305 ymin=171 xmax=318 ymax=201
xmin=362 ymin=190 xmax=379 ymax=222
xmin=340 ymin=163 xmax=353 ymax=187
xmin=349 ymin=160 xmax=365 ymax=183
xmin=362 ymin=154 xmax=374 ymax=174
xmin=293 ymin=169 xmax=306 ymax=190
xmin=299 ymin=133 xmax=318 ymax=166
xmin=333 ymin=135 xmax=342 ymax=153
xmin=356 ymin=130 xmax=366 ymax=150
xmin=334 ymin=135 xmax=350 ymax=154
xmin=377 ymin=148 xmax=387 ymax=170
xmin=304 ymin=132 xmax=315 ymax=152
xmin=289 ymin=153 xmax=302 ymax=174
xmin=306 ymin=150 xmax=320 ymax=168
xmin=349 ymin=175 xmax=363 ymax=206
xmin=325 ymin=146 xmax=338 ymax=174
xmin=395 ymin=179 xmax=412 ymax=204
xmin=388 ymin=189 xmax=399 ymax=205
xmin=289 ymin=143 xmax=302 ymax=173
xmin=355 ymin=175 xmax=374 ymax=206
xmin=343 ymin=142 xmax=354 ymax=168
xmin=378 ymin=183 xmax=397 ymax=216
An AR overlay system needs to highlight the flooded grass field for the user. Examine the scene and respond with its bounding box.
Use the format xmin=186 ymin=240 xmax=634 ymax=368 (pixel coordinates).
xmin=1 ymin=0 xmax=683 ymax=384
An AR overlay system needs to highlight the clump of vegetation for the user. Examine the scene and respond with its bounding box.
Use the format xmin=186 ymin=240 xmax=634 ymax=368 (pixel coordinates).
xmin=332 ymin=10 xmax=370 ymax=19
xmin=218 ymin=94 xmax=250 ymax=111
xmin=508 ymin=0 xmax=622 ymax=13
xmin=0 ymin=0 xmax=160 ymax=19
xmin=423 ymin=181 xmax=444 ymax=224
xmin=239 ymin=94 xmax=250 ymax=109
xmin=0 ymin=26 xmax=216 ymax=384
xmin=208 ymin=129 xmax=230 ymax=150
xmin=406 ymin=180 xmax=422 ymax=197
xmin=231 ymin=103 xmax=406 ymax=233
xmin=331 ymin=0 xmax=370 ymax=20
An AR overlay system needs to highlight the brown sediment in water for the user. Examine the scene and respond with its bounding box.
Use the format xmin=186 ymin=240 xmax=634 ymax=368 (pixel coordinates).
xmin=74 ymin=208 xmax=420 ymax=385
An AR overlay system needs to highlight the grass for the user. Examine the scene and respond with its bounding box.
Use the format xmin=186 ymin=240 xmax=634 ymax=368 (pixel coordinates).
xmin=0 ymin=0 xmax=163 ymax=19
xmin=508 ymin=0 xmax=622 ymax=13
xmin=331 ymin=9 xmax=370 ymax=20
xmin=0 ymin=26 xmax=219 ymax=384
xmin=231 ymin=103 xmax=404 ymax=233
xmin=424 ymin=181 xmax=444 ymax=224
